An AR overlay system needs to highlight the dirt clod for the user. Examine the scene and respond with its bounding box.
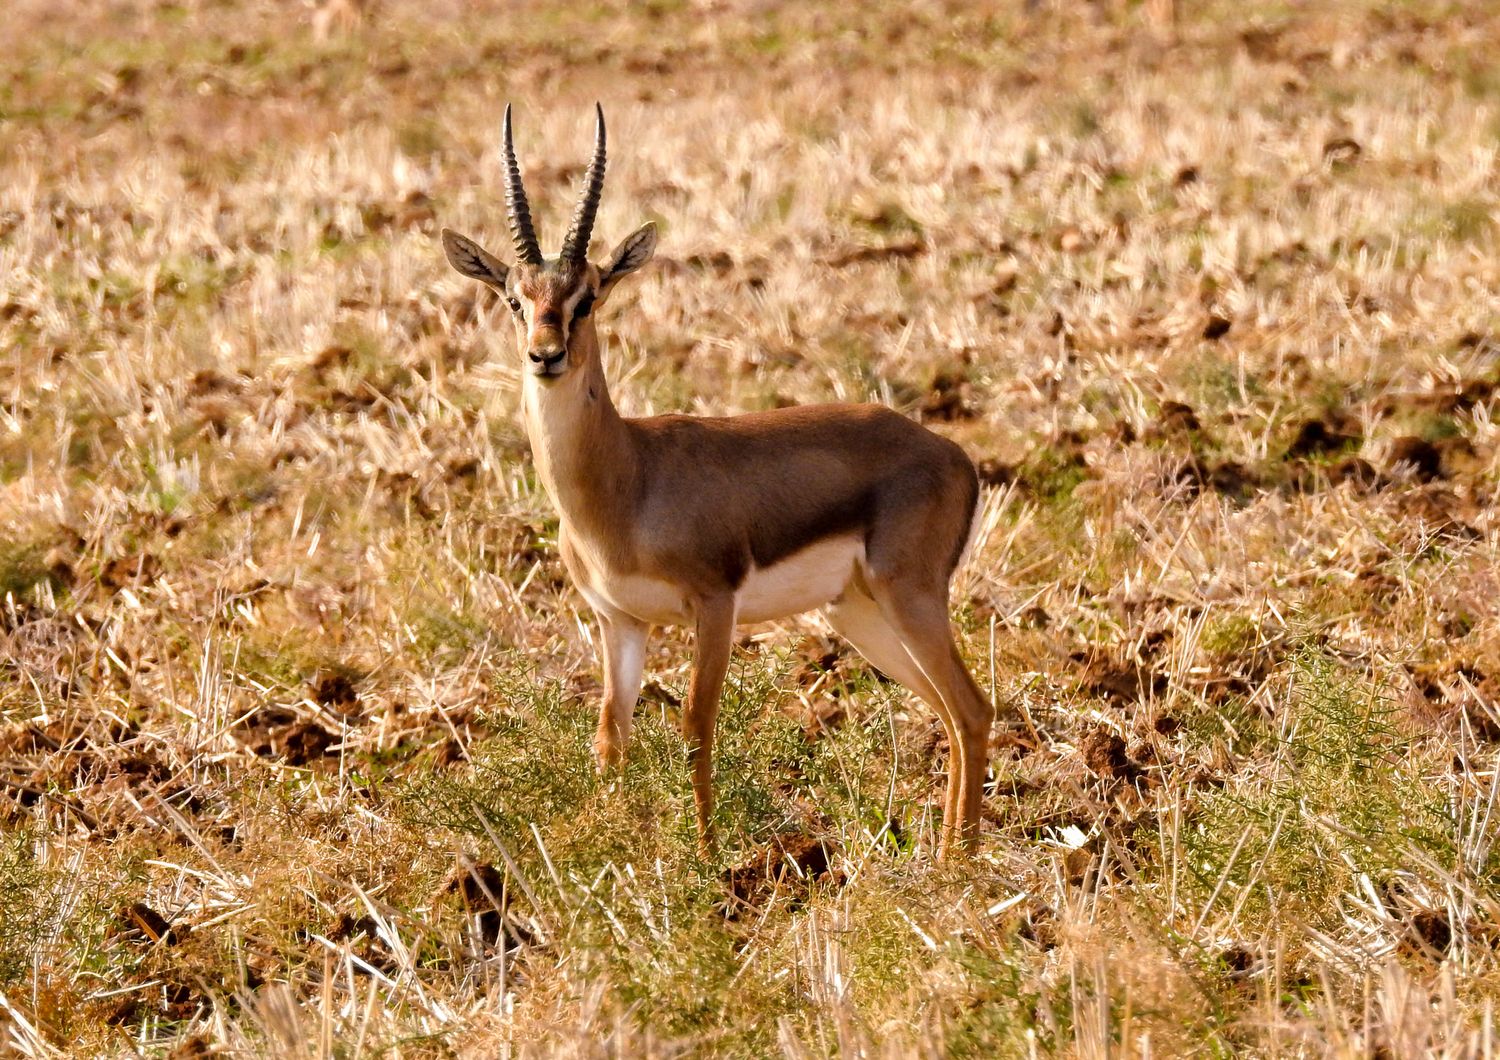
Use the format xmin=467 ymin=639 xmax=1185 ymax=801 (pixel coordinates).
xmin=723 ymin=834 xmax=840 ymax=917
xmin=1286 ymin=415 xmax=1361 ymax=458
xmin=1217 ymin=942 xmax=1257 ymax=976
xmin=1205 ymin=460 xmax=1259 ymax=503
xmin=1150 ymin=401 xmax=1201 ymax=436
xmin=1202 ymin=314 xmax=1232 ymax=340
xmin=1079 ymin=727 xmax=1142 ymax=783
xmin=166 ymin=1036 xmax=215 ymax=1060
xmin=1404 ymin=910 xmax=1453 ymax=958
xmin=1323 ymin=136 xmax=1363 ymax=167
xmin=1013 ymin=605 xmax=1050 ymax=629
xmin=1409 ymin=660 xmax=1500 ymax=741
xmin=327 ymin=912 xmax=379 ymax=942
xmin=976 ymin=458 xmax=1014 ymax=487
xmin=1074 ymin=653 xmax=1167 ymax=706
xmin=113 ymin=902 xmax=187 ymax=945
xmin=274 ymin=720 xmax=335 ymax=765
xmin=1328 ymin=456 xmax=1382 ymax=489
xmin=166 ymin=1036 xmax=216 ymax=1060
xmin=920 ymin=369 xmax=978 ymax=422
xmin=443 ymin=861 xmax=506 ymax=909
xmin=440 ymin=861 xmax=532 ymax=951
xmin=310 ymin=670 xmax=360 ymax=713
xmin=824 ymin=237 xmax=925 ymax=267
xmin=1387 ymin=436 xmax=1443 ymax=481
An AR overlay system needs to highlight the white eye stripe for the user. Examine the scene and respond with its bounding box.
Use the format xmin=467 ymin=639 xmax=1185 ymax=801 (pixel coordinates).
xmin=553 ymin=291 xmax=582 ymax=345
xmin=531 ymin=286 xmax=590 ymax=345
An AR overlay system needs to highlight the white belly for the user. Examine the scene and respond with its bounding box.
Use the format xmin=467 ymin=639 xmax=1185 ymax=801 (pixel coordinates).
xmin=578 ymin=571 xmax=691 ymax=626
xmin=570 ymin=533 xmax=864 ymax=628
xmin=736 ymin=535 xmax=864 ymax=624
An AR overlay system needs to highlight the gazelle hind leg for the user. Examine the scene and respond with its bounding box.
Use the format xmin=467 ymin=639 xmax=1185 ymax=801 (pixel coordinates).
xmin=860 ymin=576 xmax=994 ymax=856
xmin=685 ymin=594 xmax=736 ymax=857
xmin=825 ymin=590 xmax=943 ymax=704
xmin=824 ymin=589 xmax=965 ymax=836
xmin=940 ymin=639 xmax=996 ymax=848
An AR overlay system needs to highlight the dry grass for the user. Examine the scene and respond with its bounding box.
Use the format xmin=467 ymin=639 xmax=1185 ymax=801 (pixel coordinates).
xmin=3 ymin=0 xmax=1500 ymax=1055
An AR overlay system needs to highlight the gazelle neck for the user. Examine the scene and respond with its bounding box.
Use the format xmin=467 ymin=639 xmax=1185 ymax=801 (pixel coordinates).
xmin=520 ymin=321 xmax=637 ymax=530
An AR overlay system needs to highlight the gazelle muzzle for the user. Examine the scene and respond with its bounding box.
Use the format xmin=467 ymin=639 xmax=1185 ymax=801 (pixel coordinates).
xmin=527 ymin=319 xmax=570 ymax=376
xmin=529 ymin=346 xmax=567 ymax=376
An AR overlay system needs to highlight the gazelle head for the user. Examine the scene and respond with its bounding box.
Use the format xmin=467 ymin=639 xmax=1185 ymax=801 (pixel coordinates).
xmin=442 ymin=104 xmax=657 ymax=382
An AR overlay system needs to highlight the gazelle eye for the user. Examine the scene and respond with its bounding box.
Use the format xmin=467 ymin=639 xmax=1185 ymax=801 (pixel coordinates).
xmin=506 ymin=298 xmax=522 ymax=314
xmin=573 ymin=292 xmax=595 ymax=320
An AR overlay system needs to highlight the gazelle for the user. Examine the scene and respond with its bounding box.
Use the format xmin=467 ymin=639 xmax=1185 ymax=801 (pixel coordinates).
xmin=442 ymin=105 xmax=994 ymax=857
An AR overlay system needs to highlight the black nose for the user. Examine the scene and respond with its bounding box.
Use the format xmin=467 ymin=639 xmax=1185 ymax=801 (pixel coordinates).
xmin=529 ymin=347 xmax=565 ymax=367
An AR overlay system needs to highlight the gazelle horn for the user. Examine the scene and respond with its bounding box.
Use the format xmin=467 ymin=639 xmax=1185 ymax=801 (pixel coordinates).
xmin=559 ymin=103 xmax=607 ymax=264
xmin=501 ymin=103 xmax=543 ymax=265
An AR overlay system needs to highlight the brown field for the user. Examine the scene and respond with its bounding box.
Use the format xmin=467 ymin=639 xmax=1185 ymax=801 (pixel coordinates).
xmin=3 ymin=0 xmax=1500 ymax=1055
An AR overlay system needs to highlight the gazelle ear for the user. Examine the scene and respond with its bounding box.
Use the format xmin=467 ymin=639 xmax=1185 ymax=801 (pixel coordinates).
xmin=598 ymin=222 xmax=657 ymax=296
xmin=442 ymin=228 xmax=510 ymax=289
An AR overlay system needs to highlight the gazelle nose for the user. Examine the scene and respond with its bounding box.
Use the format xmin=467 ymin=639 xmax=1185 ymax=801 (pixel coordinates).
xmin=529 ymin=347 xmax=565 ymax=366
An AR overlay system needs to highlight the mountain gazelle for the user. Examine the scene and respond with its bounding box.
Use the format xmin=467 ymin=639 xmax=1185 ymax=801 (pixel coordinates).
xmin=442 ymin=105 xmax=995 ymax=858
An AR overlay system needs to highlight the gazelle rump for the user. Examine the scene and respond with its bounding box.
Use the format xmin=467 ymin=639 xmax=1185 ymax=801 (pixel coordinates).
xmin=442 ymin=104 xmax=995 ymax=857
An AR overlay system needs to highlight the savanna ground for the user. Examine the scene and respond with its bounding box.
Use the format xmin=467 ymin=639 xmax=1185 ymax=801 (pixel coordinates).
xmin=3 ymin=0 xmax=1500 ymax=1054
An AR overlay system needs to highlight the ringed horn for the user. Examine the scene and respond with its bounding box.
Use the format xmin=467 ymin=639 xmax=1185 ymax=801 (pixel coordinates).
xmin=500 ymin=102 xmax=543 ymax=265
xmin=499 ymin=102 xmax=608 ymax=266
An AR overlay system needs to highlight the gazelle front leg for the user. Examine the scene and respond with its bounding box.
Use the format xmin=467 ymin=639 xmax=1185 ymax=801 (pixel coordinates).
xmin=685 ymin=593 xmax=736 ymax=856
xmin=593 ymin=610 xmax=649 ymax=772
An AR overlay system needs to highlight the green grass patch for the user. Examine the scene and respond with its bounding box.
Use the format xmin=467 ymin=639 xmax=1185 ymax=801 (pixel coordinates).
xmin=398 ymin=651 xmax=942 ymax=1049
xmin=1161 ymin=652 xmax=1457 ymax=945
xmin=0 ymin=828 xmax=64 ymax=987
